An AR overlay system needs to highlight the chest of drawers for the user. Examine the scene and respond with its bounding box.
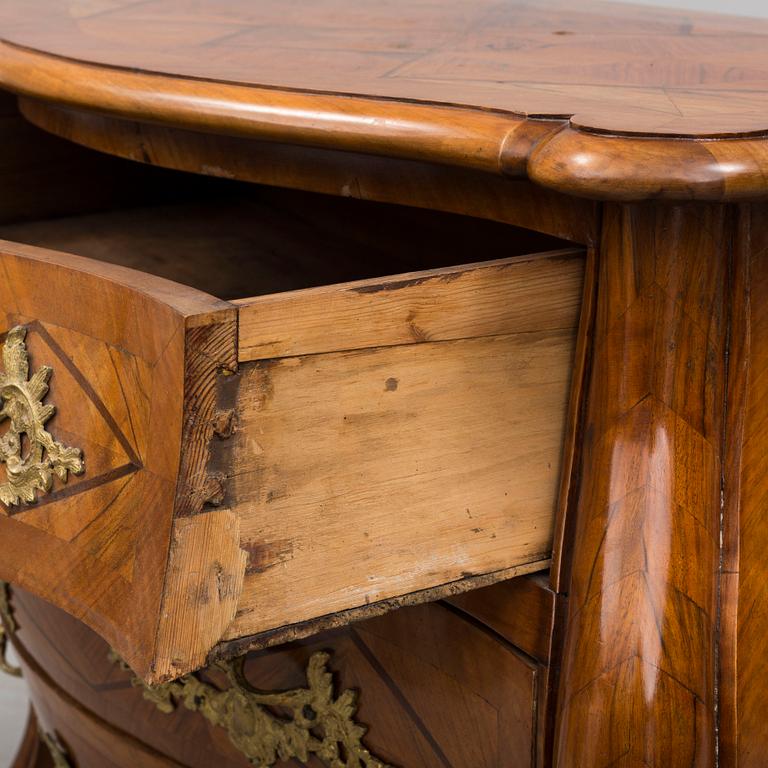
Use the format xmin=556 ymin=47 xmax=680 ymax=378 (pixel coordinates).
xmin=0 ymin=1 xmax=766 ymax=766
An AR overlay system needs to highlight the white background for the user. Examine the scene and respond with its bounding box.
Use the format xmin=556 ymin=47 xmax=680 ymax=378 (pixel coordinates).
xmin=614 ymin=0 xmax=768 ymax=15
xmin=1 ymin=645 xmax=26 ymax=766
xmin=0 ymin=0 xmax=764 ymax=764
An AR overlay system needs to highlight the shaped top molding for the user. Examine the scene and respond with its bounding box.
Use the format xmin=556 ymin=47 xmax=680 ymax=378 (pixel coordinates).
xmin=2 ymin=0 xmax=768 ymax=200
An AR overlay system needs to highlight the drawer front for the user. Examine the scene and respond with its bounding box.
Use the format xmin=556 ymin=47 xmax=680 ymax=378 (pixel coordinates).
xmin=0 ymin=236 xmax=582 ymax=684
xmin=11 ymin=584 xmax=540 ymax=768
xmin=19 ymin=662 xmax=181 ymax=768
xmin=0 ymin=239 xmax=236 ymax=681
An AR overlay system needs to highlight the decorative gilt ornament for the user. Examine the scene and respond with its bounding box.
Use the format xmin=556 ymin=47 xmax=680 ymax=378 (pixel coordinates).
xmin=41 ymin=731 xmax=73 ymax=768
xmin=111 ymin=650 xmax=393 ymax=768
xmin=0 ymin=326 xmax=83 ymax=506
xmin=0 ymin=581 xmax=20 ymax=677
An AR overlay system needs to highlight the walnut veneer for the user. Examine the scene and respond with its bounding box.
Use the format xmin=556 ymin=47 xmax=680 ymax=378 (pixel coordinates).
xmin=0 ymin=1 xmax=765 ymax=767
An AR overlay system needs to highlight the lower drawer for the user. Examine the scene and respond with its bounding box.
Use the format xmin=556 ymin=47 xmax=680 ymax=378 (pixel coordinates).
xmin=0 ymin=119 xmax=584 ymax=682
xmin=20 ymin=668 xmax=179 ymax=768
xmin=11 ymin=583 xmax=542 ymax=768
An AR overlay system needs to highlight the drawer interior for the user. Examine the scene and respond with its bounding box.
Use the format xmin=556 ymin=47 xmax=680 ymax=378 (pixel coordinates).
xmin=0 ymin=100 xmax=585 ymax=676
xmin=0 ymin=171 xmax=572 ymax=300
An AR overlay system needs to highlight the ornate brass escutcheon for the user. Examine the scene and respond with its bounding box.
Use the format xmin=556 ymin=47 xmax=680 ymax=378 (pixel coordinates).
xmin=111 ymin=650 xmax=393 ymax=768
xmin=0 ymin=326 xmax=83 ymax=505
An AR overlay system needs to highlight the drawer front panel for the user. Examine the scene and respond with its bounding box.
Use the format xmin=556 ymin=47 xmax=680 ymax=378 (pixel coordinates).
xmin=11 ymin=584 xmax=539 ymax=768
xmin=0 ymin=239 xmax=236 ymax=680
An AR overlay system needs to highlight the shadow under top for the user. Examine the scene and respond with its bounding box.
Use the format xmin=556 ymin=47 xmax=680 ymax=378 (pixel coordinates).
xmin=1 ymin=0 xmax=768 ymax=201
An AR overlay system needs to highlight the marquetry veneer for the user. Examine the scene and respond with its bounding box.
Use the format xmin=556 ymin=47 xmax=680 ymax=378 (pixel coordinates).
xmin=0 ymin=158 xmax=581 ymax=683
xmin=1 ymin=1 xmax=768 ymax=766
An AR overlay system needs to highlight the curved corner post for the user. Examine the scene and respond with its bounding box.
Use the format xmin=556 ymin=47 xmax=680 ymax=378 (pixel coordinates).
xmin=722 ymin=202 xmax=768 ymax=767
xmin=554 ymin=203 xmax=729 ymax=767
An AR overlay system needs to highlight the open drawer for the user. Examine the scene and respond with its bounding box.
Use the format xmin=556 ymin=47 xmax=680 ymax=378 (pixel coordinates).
xmin=0 ymin=142 xmax=584 ymax=683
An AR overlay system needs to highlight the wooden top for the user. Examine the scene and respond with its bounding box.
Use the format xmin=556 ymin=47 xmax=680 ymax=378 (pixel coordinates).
xmin=2 ymin=0 xmax=768 ymax=199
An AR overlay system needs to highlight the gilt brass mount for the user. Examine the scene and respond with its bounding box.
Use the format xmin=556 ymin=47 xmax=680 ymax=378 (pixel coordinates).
xmin=0 ymin=581 xmax=20 ymax=677
xmin=111 ymin=650 xmax=393 ymax=768
xmin=41 ymin=732 xmax=73 ymax=768
xmin=0 ymin=326 xmax=83 ymax=505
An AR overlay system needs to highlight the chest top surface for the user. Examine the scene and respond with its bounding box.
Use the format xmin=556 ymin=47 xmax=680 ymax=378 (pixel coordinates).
xmin=2 ymin=0 xmax=768 ymax=200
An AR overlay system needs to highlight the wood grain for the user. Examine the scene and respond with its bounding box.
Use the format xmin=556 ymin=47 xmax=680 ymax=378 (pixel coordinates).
xmin=18 ymin=651 xmax=185 ymax=767
xmin=0 ymin=37 xmax=549 ymax=176
xmin=11 ymin=584 xmax=543 ymax=768
xmin=237 ymin=250 xmax=583 ymax=360
xmin=554 ymin=204 xmax=727 ymax=767
xmin=0 ymin=238 xmax=235 ymax=681
xmin=717 ymin=203 xmax=749 ymax=768
xmin=446 ymin=572 xmax=555 ymax=665
xmin=0 ymin=92 xmax=219 ymax=227
xmin=0 ymin=142 xmax=583 ymax=682
xmin=3 ymin=2 xmax=768 ymax=760
xmin=3 ymin=2 xmax=768 ymax=199
xmin=0 ymin=184 xmax=579 ymax=301
xmin=1 ymin=0 xmax=768 ymax=135
xmin=530 ymin=127 xmax=768 ymax=202
xmin=549 ymin=246 xmax=597 ymax=595
xmin=153 ymin=510 xmax=247 ymax=682
xmin=222 ymin=322 xmax=574 ymax=644
xmin=726 ymin=202 xmax=768 ymax=767
xmin=19 ymin=99 xmax=599 ymax=246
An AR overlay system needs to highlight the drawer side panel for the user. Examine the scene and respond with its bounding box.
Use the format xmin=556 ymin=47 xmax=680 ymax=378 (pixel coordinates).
xmin=223 ymin=251 xmax=583 ymax=648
